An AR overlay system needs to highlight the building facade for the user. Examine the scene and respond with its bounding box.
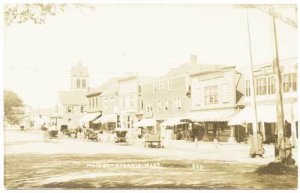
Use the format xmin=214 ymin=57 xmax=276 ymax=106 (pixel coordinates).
xmin=229 ymin=58 xmax=298 ymax=145
xmin=93 ymin=78 xmax=120 ymax=131
xmin=190 ymin=65 xmax=244 ymax=142
xmin=118 ymin=74 xmax=145 ymax=129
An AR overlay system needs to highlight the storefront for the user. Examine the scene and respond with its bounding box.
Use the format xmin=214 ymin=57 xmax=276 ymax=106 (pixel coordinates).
xmin=93 ymin=114 xmax=117 ymax=132
xmin=133 ymin=118 xmax=157 ymax=137
xmin=189 ymin=109 xmax=236 ymax=142
xmin=229 ymin=103 xmax=298 ymax=145
xmin=78 ymin=112 xmax=102 ymax=129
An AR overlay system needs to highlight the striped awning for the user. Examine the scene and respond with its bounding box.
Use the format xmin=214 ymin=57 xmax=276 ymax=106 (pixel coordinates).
xmin=133 ymin=118 xmax=156 ymax=127
xmin=189 ymin=109 xmax=236 ymax=122
xmin=79 ymin=113 xmax=101 ymax=124
xmin=228 ymin=104 xmax=298 ymax=126
xmin=161 ymin=116 xmax=187 ymax=126
xmin=94 ymin=114 xmax=116 ymax=124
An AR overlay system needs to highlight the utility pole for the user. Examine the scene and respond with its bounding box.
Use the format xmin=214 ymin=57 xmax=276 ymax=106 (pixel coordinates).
xmin=270 ymin=15 xmax=291 ymax=161
xmin=246 ymin=9 xmax=261 ymax=156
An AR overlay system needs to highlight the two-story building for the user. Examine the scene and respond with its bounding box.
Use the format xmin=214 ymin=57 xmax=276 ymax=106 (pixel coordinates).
xmin=229 ymin=58 xmax=298 ymax=145
xmin=189 ymin=64 xmax=244 ymax=142
xmin=118 ymin=74 xmax=152 ymax=130
xmin=80 ymin=87 xmax=102 ymax=129
xmin=93 ymin=78 xmax=120 ymax=131
xmin=140 ymin=55 xmax=197 ymax=139
xmin=57 ymin=61 xmax=89 ymax=130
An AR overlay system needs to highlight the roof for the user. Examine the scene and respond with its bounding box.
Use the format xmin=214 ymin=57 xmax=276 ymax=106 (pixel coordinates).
xmin=71 ymin=60 xmax=89 ymax=77
xmin=165 ymin=62 xmax=234 ymax=77
xmin=237 ymin=57 xmax=297 ymax=74
xmin=59 ymin=90 xmax=88 ymax=105
xmin=99 ymin=78 xmax=119 ymax=96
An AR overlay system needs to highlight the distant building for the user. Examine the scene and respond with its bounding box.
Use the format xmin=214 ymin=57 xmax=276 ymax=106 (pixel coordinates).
xmin=118 ymin=74 xmax=150 ymax=129
xmin=30 ymin=107 xmax=56 ymax=129
xmin=93 ymin=78 xmax=120 ymax=131
xmin=81 ymin=88 xmax=102 ymax=129
xmin=57 ymin=60 xmax=89 ymax=129
xmin=229 ymin=58 xmax=298 ymax=145
xmin=80 ymin=78 xmax=120 ymax=131
xmin=140 ymin=55 xmax=196 ymax=139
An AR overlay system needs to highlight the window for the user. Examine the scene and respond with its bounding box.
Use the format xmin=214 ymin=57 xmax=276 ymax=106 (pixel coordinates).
xmin=292 ymin=73 xmax=297 ymax=91
xmin=165 ymin=98 xmax=169 ymax=111
xmin=92 ymin=98 xmax=95 ymax=108
xmin=67 ymin=106 xmax=72 ymax=113
xmin=283 ymin=74 xmax=292 ymax=92
xmin=89 ymin=98 xmax=91 ymax=109
xmin=173 ymin=98 xmax=182 ymax=110
xmin=177 ymin=98 xmax=182 ymax=110
xmin=95 ymin=97 xmax=98 ymax=108
xmin=82 ymin=79 xmax=86 ymax=88
xmin=268 ymin=76 xmax=275 ymax=94
xmin=76 ymin=79 xmax=80 ymax=88
xmin=204 ymin=86 xmax=218 ymax=104
xmin=146 ymin=101 xmax=152 ymax=113
xmin=246 ymin=80 xmax=251 ymax=96
xmin=127 ymin=116 xmax=131 ymax=128
xmin=81 ymin=106 xmax=84 ymax=113
xmin=157 ymin=100 xmax=163 ymax=112
xmin=257 ymin=77 xmax=267 ymax=95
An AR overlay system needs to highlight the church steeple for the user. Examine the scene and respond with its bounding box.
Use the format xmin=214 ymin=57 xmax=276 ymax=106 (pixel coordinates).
xmin=71 ymin=59 xmax=89 ymax=90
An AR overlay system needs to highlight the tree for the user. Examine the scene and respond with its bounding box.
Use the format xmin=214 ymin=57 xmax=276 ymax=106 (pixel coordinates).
xmin=4 ymin=90 xmax=24 ymax=125
xmin=4 ymin=4 xmax=94 ymax=26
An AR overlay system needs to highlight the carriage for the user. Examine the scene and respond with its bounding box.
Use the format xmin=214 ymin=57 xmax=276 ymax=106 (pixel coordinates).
xmin=42 ymin=125 xmax=59 ymax=142
xmin=115 ymin=128 xmax=128 ymax=144
xmin=85 ymin=128 xmax=99 ymax=142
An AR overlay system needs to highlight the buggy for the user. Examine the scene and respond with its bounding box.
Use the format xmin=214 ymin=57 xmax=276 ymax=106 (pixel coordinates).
xmin=115 ymin=128 xmax=128 ymax=144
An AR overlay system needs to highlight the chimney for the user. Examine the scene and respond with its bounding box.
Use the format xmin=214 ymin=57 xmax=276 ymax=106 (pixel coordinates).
xmin=190 ymin=54 xmax=197 ymax=64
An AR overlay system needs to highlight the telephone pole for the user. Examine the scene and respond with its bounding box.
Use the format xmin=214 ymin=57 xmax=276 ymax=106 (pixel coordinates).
xmin=246 ymin=9 xmax=261 ymax=156
xmin=270 ymin=14 xmax=291 ymax=162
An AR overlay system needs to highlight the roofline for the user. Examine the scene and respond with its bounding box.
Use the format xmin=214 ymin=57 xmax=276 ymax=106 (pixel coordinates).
xmin=189 ymin=66 xmax=236 ymax=77
xmin=117 ymin=75 xmax=138 ymax=82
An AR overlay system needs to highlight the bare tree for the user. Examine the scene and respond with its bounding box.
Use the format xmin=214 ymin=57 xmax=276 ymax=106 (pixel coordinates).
xmin=4 ymin=4 xmax=95 ymax=26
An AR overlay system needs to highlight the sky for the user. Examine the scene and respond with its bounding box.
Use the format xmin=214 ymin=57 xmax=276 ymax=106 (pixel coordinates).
xmin=3 ymin=4 xmax=297 ymax=108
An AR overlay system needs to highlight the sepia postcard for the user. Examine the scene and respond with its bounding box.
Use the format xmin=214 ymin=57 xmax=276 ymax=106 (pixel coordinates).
xmin=1 ymin=0 xmax=299 ymax=191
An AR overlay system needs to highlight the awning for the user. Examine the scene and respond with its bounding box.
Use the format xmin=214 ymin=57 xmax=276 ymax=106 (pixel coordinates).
xmin=94 ymin=114 xmax=116 ymax=124
xmin=133 ymin=118 xmax=156 ymax=127
xmin=79 ymin=113 xmax=101 ymax=124
xmin=228 ymin=104 xmax=298 ymax=126
xmin=161 ymin=116 xmax=187 ymax=126
xmin=189 ymin=109 xmax=236 ymax=122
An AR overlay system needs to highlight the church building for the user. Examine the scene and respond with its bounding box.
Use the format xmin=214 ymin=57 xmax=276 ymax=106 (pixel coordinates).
xmin=57 ymin=60 xmax=89 ymax=129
